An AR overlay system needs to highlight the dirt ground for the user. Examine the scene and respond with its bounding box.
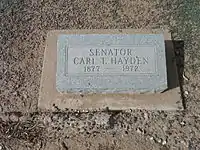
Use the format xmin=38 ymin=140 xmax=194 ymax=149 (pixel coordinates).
xmin=0 ymin=0 xmax=200 ymax=149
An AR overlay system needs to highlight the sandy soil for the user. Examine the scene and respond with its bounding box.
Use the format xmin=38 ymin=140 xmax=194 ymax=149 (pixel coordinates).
xmin=0 ymin=0 xmax=200 ymax=149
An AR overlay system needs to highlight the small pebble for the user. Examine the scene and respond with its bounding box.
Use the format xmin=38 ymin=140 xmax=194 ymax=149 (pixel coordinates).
xmin=149 ymin=137 xmax=154 ymax=141
xmin=23 ymin=94 xmax=27 ymax=99
xmin=9 ymin=114 xmax=19 ymax=122
xmin=136 ymin=128 xmax=143 ymax=134
xmin=180 ymin=140 xmax=186 ymax=145
xmin=157 ymin=139 xmax=162 ymax=143
xmin=183 ymin=73 xmax=189 ymax=81
xmin=126 ymin=109 xmax=132 ymax=113
xmin=184 ymin=91 xmax=189 ymax=95
xmin=144 ymin=112 xmax=148 ymax=120
xmin=195 ymin=87 xmax=198 ymax=91
xmin=0 ymin=145 xmax=2 ymax=150
xmin=162 ymin=140 xmax=167 ymax=145
xmin=52 ymin=115 xmax=58 ymax=121
xmin=180 ymin=121 xmax=185 ymax=125
xmin=13 ymin=91 xmax=17 ymax=95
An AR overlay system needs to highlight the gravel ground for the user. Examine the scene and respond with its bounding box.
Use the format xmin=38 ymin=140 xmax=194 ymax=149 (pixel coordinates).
xmin=0 ymin=0 xmax=200 ymax=149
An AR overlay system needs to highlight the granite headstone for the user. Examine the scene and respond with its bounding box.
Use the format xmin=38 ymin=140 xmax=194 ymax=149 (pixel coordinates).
xmin=56 ymin=34 xmax=167 ymax=93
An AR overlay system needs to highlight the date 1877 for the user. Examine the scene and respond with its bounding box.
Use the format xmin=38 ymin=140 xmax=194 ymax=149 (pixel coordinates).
xmin=84 ymin=66 xmax=100 ymax=72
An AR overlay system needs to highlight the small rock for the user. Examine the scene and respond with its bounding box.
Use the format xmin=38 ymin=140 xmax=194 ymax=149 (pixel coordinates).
xmin=136 ymin=128 xmax=143 ymax=134
xmin=9 ymin=114 xmax=19 ymax=122
xmin=126 ymin=109 xmax=132 ymax=113
xmin=157 ymin=139 xmax=162 ymax=143
xmin=183 ymin=73 xmax=189 ymax=81
xmin=43 ymin=116 xmax=52 ymax=125
xmin=70 ymin=122 xmax=75 ymax=128
xmin=180 ymin=121 xmax=185 ymax=125
xmin=184 ymin=91 xmax=189 ymax=95
xmin=162 ymin=140 xmax=167 ymax=145
xmin=0 ymin=145 xmax=2 ymax=150
xmin=162 ymin=125 xmax=168 ymax=132
xmin=180 ymin=140 xmax=184 ymax=144
xmin=195 ymin=86 xmax=199 ymax=91
xmin=180 ymin=140 xmax=186 ymax=145
xmin=23 ymin=94 xmax=27 ymax=99
xmin=149 ymin=137 xmax=154 ymax=141
xmin=13 ymin=91 xmax=17 ymax=95
xmin=143 ymin=112 xmax=148 ymax=120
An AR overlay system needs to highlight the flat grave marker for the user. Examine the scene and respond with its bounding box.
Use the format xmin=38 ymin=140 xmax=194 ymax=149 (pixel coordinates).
xmin=57 ymin=34 xmax=167 ymax=93
xmin=39 ymin=29 xmax=183 ymax=111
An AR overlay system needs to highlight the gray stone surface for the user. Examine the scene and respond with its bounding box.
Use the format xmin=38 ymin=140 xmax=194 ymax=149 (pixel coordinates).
xmin=56 ymin=34 xmax=167 ymax=93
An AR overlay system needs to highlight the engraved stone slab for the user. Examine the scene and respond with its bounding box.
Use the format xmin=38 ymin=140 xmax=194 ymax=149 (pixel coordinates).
xmin=39 ymin=29 xmax=183 ymax=111
xmin=56 ymin=34 xmax=167 ymax=93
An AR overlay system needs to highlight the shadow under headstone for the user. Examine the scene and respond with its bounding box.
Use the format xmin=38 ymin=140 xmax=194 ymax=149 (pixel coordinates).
xmin=165 ymin=40 xmax=185 ymax=108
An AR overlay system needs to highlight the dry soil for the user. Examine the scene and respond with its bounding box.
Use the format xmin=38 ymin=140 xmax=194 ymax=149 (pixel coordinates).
xmin=0 ymin=0 xmax=200 ymax=149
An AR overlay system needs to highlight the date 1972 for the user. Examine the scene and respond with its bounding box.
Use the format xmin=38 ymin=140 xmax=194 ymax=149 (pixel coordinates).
xmin=122 ymin=65 xmax=139 ymax=72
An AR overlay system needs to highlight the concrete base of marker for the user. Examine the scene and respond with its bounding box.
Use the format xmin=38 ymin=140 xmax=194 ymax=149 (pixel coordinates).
xmin=39 ymin=29 xmax=183 ymax=111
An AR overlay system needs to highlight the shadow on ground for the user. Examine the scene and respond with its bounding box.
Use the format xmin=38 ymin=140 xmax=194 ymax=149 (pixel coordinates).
xmin=165 ymin=40 xmax=185 ymax=108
